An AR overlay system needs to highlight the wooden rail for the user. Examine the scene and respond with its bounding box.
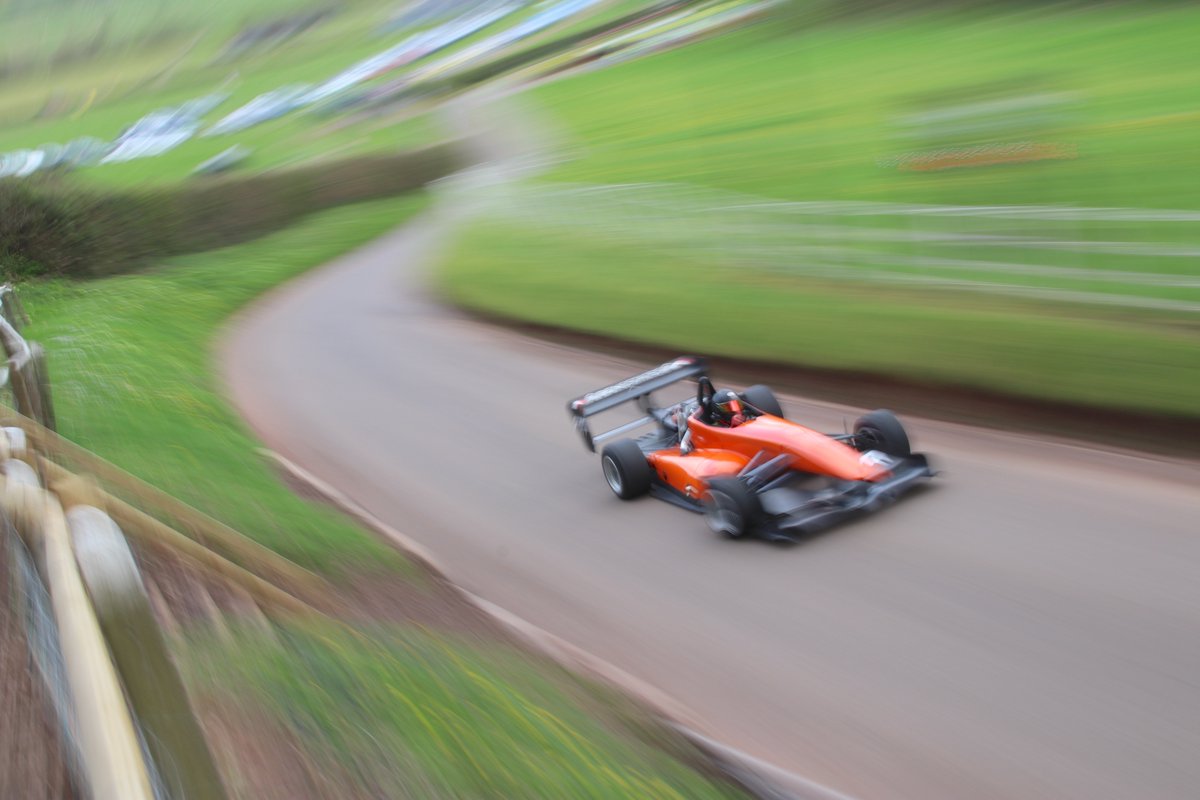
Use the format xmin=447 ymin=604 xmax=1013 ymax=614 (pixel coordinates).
xmin=0 ymin=287 xmax=320 ymax=800
xmin=2 ymin=473 xmax=155 ymax=800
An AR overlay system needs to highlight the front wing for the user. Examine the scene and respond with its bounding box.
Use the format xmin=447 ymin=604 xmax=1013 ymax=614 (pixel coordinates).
xmin=652 ymin=453 xmax=935 ymax=541
xmin=754 ymin=454 xmax=934 ymax=541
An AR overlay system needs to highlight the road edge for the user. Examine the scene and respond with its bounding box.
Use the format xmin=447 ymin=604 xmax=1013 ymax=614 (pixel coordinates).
xmin=259 ymin=447 xmax=860 ymax=800
xmin=443 ymin=305 xmax=1200 ymax=460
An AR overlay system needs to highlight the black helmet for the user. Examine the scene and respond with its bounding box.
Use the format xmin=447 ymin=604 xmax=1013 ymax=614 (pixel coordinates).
xmin=713 ymin=389 xmax=741 ymax=417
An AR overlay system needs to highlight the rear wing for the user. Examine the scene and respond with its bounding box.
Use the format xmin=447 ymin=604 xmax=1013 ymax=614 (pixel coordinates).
xmin=567 ymin=356 xmax=707 ymax=452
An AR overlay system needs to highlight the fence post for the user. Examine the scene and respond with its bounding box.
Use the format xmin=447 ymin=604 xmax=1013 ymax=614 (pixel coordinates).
xmin=40 ymin=457 xmax=322 ymax=617
xmin=29 ymin=342 xmax=55 ymax=432
xmin=0 ymin=312 xmax=55 ymax=430
xmin=0 ymin=285 xmax=30 ymax=330
xmin=22 ymin=426 xmax=333 ymax=599
xmin=2 ymin=480 xmax=156 ymax=800
xmin=70 ymin=505 xmax=229 ymax=800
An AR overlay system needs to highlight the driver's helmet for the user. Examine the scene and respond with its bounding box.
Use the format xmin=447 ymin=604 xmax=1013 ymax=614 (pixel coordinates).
xmin=712 ymin=389 xmax=742 ymax=422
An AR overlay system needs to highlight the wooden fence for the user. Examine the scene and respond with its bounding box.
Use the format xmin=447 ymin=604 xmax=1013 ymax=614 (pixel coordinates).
xmin=0 ymin=287 xmax=325 ymax=800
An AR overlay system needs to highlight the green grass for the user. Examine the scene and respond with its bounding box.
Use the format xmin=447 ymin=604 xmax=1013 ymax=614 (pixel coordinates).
xmin=0 ymin=35 xmax=191 ymax=126
xmin=0 ymin=0 xmax=347 ymax=123
xmin=0 ymin=0 xmax=444 ymax=186
xmin=443 ymin=222 xmax=1199 ymax=416
xmin=19 ymin=194 xmax=431 ymax=576
xmin=181 ymin=620 xmax=747 ymax=799
xmin=441 ymin=4 xmax=1200 ymax=418
xmin=14 ymin=188 xmax=745 ymax=798
xmin=531 ymin=5 xmax=1200 ymax=209
xmin=4 ymin=9 xmax=757 ymax=793
xmin=0 ymin=0 xmax=328 ymax=64
xmin=0 ymin=0 xmax=684 ymax=188
xmin=16 ymin=151 xmax=746 ymax=800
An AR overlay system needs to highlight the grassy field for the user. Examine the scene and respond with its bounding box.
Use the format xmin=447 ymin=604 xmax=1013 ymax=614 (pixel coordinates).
xmin=0 ymin=0 xmax=665 ymax=187
xmin=19 ymin=194 xmax=431 ymax=576
xmin=182 ymin=620 xmax=746 ymax=799
xmin=448 ymin=222 xmax=1198 ymax=415
xmin=16 ymin=192 xmax=749 ymax=799
xmin=440 ymin=3 xmax=1200 ymax=418
xmin=528 ymin=4 xmax=1200 ymax=208
xmin=0 ymin=0 xmax=319 ymax=63
xmin=0 ymin=0 xmax=441 ymax=186
xmin=18 ymin=188 xmax=748 ymax=794
xmin=5 ymin=5 xmax=756 ymax=795
xmin=0 ymin=0 xmax=349 ymax=123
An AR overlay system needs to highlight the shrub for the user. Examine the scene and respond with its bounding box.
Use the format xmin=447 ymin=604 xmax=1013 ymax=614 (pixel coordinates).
xmin=0 ymin=142 xmax=463 ymax=280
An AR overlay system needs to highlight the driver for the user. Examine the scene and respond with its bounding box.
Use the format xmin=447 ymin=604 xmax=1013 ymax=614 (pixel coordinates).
xmin=711 ymin=389 xmax=748 ymax=428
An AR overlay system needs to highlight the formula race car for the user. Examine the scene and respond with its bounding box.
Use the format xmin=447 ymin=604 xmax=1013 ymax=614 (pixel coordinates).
xmin=568 ymin=357 xmax=934 ymax=541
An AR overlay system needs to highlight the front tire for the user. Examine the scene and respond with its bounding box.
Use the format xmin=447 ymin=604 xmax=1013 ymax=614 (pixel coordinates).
xmin=600 ymin=439 xmax=652 ymax=500
xmin=740 ymin=385 xmax=784 ymax=418
xmin=704 ymin=477 xmax=762 ymax=538
xmin=854 ymin=409 xmax=911 ymax=457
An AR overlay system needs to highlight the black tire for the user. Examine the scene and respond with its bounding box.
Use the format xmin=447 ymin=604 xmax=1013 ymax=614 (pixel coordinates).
xmin=704 ymin=477 xmax=762 ymax=538
xmin=854 ymin=409 xmax=911 ymax=457
xmin=600 ymin=439 xmax=653 ymax=500
xmin=740 ymin=384 xmax=784 ymax=418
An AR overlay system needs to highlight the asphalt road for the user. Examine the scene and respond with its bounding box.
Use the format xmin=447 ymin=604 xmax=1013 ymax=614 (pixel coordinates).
xmin=221 ymin=194 xmax=1200 ymax=800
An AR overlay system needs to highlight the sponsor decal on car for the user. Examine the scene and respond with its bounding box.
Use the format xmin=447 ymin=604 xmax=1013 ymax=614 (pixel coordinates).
xmin=859 ymin=450 xmax=896 ymax=469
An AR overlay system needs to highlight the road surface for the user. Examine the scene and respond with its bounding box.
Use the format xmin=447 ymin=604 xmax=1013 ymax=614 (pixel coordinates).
xmin=220 ymin=180 xmax=1200 ymax=800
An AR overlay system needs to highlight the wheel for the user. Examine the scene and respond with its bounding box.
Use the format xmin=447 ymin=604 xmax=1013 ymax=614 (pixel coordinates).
xmin=854 ymin=409 xmax=911 ymax=457
xmin=740 ymin=384 xmax=784 ymax=418
xmin=600 ymin=439 xmax=652 ymax=500
xmin=703 ymin=477 xmax=762 ymax=538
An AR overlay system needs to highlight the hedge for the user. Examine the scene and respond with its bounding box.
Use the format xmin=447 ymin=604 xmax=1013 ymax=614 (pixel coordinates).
xmin=0 ymin=142 xmax=463 ymax=280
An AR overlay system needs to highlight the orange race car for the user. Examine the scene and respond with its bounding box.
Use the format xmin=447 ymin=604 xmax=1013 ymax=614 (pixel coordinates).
xmin=568 ymin=356 xmax=934 ymax=540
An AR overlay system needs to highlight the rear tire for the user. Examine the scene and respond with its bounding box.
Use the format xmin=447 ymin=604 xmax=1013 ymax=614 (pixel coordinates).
xmin=704 ymin=477 xmax=762 ymax=538
xmin=741 ymin=385 xmax=784 ymax=418
xmin=600 ymin=439 xmax=652 ymax=500
xmin=854 ymin=409 xmax=911 ymax=457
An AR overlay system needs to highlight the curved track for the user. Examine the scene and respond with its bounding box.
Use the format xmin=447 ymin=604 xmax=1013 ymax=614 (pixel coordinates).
xmin=221 ymin=182 xmax=1200 ymax=800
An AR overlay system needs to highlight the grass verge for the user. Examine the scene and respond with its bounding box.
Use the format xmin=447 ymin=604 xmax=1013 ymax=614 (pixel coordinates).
xmin=442 ymin=5 xmax=1200 ymax=419
xmin=442 ymin=221 xmax=1198 ymax=418
xmin=17 ymin=189 xmax=748 ymax=800
xmin=529 ymin=5 xmax=1200 ymax=208
xmin=19 ymin=194 xmax=429 ymax=577
xmin=181 ymin=620 xmax=747 ymax=799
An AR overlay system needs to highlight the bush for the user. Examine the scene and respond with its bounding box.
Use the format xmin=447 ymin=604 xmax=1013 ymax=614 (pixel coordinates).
xmin=0 ymin=142 xmax=463 ymax=280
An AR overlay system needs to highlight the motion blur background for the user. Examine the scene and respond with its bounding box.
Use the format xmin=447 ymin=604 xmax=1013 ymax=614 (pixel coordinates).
xmin=1 ymin=2 xmax=1197 ymax=798
xmin=2 ymin=0 xmax=1195 ymax=427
